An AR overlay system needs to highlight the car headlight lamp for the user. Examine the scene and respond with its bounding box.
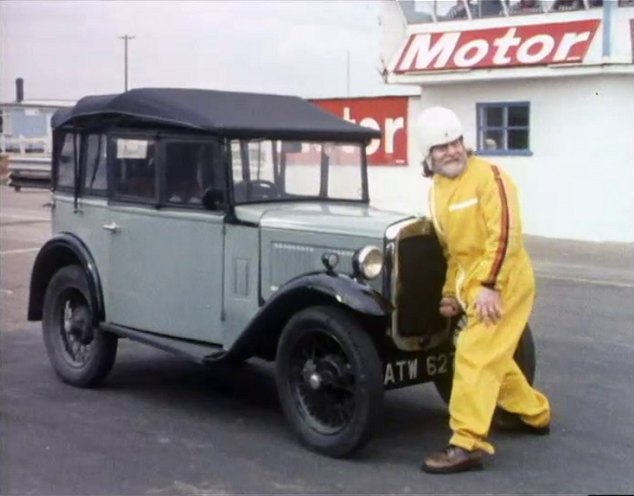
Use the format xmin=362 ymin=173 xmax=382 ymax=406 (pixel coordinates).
xmin=352 ymin=245 xmax=383 ymax=280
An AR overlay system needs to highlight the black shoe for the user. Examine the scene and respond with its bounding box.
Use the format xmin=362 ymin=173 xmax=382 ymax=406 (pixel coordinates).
xmin=495 ymin=411 xmax=550 ymax=435
xmin=421 ymin=445 xmax=484 ymax=474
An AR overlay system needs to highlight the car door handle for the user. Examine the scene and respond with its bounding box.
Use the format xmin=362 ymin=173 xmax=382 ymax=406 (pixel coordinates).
xmin=102 ymin=222 xmax=120 ymax=233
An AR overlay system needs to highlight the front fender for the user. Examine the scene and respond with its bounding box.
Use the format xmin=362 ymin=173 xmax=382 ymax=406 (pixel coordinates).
xmin=28 ymin=233 xmax=104 ymax=323
xmin=284 ymin=272 xmax=393 ymax=316
xmin=224 ymin=272 xmax=392 ymax=361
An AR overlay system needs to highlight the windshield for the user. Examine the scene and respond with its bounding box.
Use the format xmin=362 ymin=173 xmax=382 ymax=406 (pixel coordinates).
xmin=230 ymin=139 xmax=368 ymax=204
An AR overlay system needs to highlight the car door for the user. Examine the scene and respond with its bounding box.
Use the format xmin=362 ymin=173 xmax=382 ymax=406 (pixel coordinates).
xmin=104 ymin=133 xmax=226 ymax=344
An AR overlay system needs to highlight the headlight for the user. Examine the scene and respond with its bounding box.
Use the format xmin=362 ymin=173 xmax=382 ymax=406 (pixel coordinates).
xmin=353 ymin=245 xmax=383 ymax=280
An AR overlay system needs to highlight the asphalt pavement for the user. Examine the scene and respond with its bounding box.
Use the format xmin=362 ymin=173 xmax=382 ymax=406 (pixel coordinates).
xmin=1 ymin=185 xmax=633 ymax=495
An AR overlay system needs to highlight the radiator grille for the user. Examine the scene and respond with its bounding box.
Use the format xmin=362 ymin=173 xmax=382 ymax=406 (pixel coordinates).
xmin=394 ymin=234 xmax=447 ymax=337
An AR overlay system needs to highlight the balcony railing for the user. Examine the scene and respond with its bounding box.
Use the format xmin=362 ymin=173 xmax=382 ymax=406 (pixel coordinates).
xmin=0 ymin=135 xmax=51 ymax=156
xmin=397 ymin=0 xmax=617 ymax=24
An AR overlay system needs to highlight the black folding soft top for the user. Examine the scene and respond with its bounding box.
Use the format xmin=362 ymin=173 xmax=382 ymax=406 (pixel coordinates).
xmin=51 ymin=87 xmax=380 ymax=142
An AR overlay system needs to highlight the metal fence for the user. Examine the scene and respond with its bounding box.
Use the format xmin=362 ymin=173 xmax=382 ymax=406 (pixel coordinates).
xmin=0 ymin=136 xmax=52 ymax=191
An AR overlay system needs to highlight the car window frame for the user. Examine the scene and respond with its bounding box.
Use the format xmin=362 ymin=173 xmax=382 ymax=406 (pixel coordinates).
xmin=228 ymin=138 xmax=370 ymax=206
xmin=52 ymin=129 xmax=79 ymax=194
xmin=158 ymin=133 xmax=227 ymax=211
xmin=107 ymin=130 xmax=160 ymax=207
xmin=81 ymin=132 xmax=109 ymax=198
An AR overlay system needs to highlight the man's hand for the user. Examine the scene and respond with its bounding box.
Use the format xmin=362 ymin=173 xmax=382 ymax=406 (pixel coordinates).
xmin=474 ymin=287 xmax=503 ymax=325
xmin=439 ymin=296 xmax=461 ymax=317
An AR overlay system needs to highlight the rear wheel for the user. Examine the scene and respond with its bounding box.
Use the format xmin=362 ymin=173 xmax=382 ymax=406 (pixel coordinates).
xmin=434 ymin=321 xmax=536 ymax=422
xmin=42 ymin=265 xmax=118 ymax=387
xmin=275 ymin=306 xmax=384 ymax=458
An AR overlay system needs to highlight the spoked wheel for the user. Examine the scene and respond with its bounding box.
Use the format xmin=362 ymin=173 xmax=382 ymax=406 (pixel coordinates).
xmin=43 ymin=265 xmax=117 ymax=387
xmin=58 ymin=290 xmax=95 ymax=367
xmin=276 ymin=306 xmax=383 ymax=458
xmin=291 ymin=332 xmax=356 ymax=435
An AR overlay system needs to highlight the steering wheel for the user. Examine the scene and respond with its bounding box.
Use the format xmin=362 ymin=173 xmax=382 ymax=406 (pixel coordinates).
xmin=248 ymin=180 xmax=279 ymax=199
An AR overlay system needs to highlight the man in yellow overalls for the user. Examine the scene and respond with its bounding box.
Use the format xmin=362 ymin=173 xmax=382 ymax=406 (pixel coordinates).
xmin=417 ymin=106 xmax=551 ymax=474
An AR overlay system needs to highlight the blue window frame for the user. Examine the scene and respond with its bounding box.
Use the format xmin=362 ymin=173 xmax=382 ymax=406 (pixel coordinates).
xmin=476 ymin=102 xmax=531 ymax=156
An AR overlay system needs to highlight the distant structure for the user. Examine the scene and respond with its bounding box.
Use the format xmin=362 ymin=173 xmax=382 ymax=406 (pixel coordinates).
xmin=0 ymin=78 xmax=74 ymax=189
xmin=377 ymin=0 xmax=634 ymax=242
xmin=1 ymin=78 xmax=74 ymax=156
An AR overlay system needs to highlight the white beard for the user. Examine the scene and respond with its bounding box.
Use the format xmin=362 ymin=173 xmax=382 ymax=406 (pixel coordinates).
xmin=435 ymin=159 xmax=465 ymax=178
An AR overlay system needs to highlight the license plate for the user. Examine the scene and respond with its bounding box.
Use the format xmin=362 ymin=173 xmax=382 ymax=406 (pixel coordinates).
xmin=383 ymin=350 xmax=455 ymax=390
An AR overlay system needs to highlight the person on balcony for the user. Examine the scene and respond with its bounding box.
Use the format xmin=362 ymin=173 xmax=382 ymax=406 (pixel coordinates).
xmin=416 ymin=106 xmax=552 ymax=474
xmin=552 ymin=0 xmax=584 ymax=11
xmin=445 ymin=0 xmax=472 ymax=19
xmin=508 ymin=0 xmax=543 ymax=14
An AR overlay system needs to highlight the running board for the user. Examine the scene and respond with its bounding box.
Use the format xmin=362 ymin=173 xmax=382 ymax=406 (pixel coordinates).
xmin=100 ymin=324 xmax=226 ymax=364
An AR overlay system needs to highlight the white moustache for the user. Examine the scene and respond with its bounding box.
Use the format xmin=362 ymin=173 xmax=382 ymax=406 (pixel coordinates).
xmin=436 ymin=160 xmax=465 ymax=178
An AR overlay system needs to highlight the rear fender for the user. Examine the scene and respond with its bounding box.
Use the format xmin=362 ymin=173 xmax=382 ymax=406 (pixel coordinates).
xmin=28 ymin=233 xmax=104 ymax=324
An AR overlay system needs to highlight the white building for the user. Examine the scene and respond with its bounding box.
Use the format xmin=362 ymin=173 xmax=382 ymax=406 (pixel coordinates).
xmin=378 ymin=0 xmax=634 ymax=242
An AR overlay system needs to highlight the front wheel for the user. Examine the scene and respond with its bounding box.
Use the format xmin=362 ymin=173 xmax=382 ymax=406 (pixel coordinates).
xmin=434 ymin=321 xmax=536 ymax=414
xmin=275 ymin=306 xmax=384 ymax=458
xmin=42 ymin=265 xmax=118 ymax=387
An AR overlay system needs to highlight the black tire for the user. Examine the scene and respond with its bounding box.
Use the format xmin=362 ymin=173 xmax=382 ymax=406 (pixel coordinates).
xmin=434 ymin=323 xmax=536 ymax=408
xmin=275 ymin=305 xmax=384 ymax=458
xmin=42 ymin=265 xmax=118 ymax=387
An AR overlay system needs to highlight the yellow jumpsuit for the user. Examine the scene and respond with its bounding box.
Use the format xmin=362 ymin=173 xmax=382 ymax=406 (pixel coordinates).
xmin=429 ymin=156 xmax=551 ymax=454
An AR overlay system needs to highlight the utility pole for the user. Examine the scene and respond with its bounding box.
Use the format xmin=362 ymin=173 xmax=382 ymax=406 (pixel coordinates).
xmin=118 ymin=34 xmax=135 ymax=91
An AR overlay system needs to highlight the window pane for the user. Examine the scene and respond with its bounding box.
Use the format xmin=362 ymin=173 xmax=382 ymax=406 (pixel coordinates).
xmin=84 ymin=134 xmax=107 ymax=194
xmin=508 ymin=129 xmax=529 ymax=150
xmin=112 ymin=138 xmax=156 ymax=200
xmin=231 ymin=141 xmax=244 ymax=184
xmin=397 ymin=1 xmax=434 ymax=24
xmin=483 ymin=129 xmax=504 ymax=150
xmin=232 ymin=140 xmax=282 ymax=203
xmin=327 ymin=144 xmax=363 ymax=200
xmin=165 ymin=141 xmax=220 ymax=206
xmin=484 ymin=106 xmax=504 ymax=127
xmin=284 ymin=143 xmax=321 ymax=196
xmin=57 ymin=133 xmax=75 ymax=189
xmin=508 ymin=105 xmax=529 ymax=127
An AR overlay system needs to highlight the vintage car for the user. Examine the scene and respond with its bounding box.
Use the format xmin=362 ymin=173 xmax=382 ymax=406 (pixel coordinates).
xmin=28 ymin=88 xmax=536 ymax=457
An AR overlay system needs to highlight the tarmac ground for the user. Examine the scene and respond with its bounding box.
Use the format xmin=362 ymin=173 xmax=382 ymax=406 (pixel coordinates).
xmin=1 ymin=185 xmax=633 ymax=495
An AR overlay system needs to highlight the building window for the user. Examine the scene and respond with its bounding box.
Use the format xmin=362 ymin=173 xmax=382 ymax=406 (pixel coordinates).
xmin=0 ymin=111 xmax=12 ymax=135
xmin=477 ymin=102 xmax=531 ymax=155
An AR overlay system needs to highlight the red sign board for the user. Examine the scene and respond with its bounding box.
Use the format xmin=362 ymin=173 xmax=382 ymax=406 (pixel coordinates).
xmin=394 ymin=20 xmax=600 ymax=73
xmin=311 ymin=97 xmax=408 ymax=166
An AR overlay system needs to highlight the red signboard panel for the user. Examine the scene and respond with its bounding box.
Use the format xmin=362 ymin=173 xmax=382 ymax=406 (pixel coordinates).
xmin=311 ymin=97 xmax=409 ymax=166
xmin=394 ymin=20 xmax=601 ymax=73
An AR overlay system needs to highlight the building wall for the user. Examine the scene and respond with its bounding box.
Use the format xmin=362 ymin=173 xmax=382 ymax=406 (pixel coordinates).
xmin=367 ymin=74 xmax=634 ymax=242
xmin=2 ymin=106 xmax=56 ymax=138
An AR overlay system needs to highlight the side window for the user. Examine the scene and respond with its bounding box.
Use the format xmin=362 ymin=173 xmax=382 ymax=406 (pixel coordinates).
xmin=0 ymin=111 xmax=11 ymax=135
xmin=84 ymin=134 xmax=107 ymax=195
xmin=56 ymin=133 xmax=76 ymax=190
xmin=164 ymin=140 xmax=222 ymax=207
xmin=111 ymin=137 xmax=157 ymax=201
xmin=477 ymin=102 xmax=530 ymax=155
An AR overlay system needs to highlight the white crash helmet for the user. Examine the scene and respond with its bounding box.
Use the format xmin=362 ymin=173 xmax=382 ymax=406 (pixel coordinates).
xmin=416 ymin=106 xmax=464 ymax=158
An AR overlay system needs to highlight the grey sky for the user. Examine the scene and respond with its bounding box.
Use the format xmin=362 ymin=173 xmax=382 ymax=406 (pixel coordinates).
xmin=0 ymin=0 xmax=408 ymax=102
